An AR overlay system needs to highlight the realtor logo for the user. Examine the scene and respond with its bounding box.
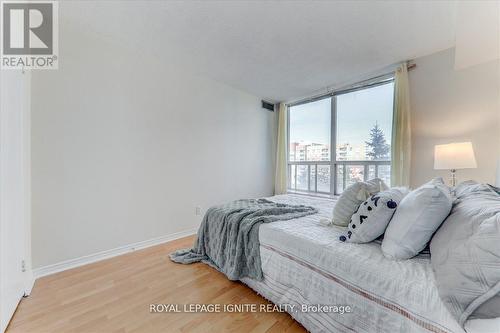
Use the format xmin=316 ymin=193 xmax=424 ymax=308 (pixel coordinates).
xmin=1 ymin=1 xmax=58 ymax=69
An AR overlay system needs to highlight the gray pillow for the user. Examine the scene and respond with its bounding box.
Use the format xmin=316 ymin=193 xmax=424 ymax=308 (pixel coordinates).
xmin=381 ymin=178 xmax=452 ymax=260
xmin=430 ymin=181 xmax=500 ymax=326
xmin=339 ymin=188 xmax=408 ymax=243
xmin=331 ymin=178 xmax=388 ymax=227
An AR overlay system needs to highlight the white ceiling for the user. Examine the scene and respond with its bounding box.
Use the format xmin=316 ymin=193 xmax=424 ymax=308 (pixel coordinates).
xmin=62 ymin=0 xmax=459 ymax=102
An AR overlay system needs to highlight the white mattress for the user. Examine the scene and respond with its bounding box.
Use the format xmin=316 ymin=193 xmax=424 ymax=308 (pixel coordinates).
xmin=241 ymin=194 xmax=470 ymax=333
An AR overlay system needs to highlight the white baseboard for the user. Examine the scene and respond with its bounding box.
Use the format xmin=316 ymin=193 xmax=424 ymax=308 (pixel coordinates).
xmin=32 ymin=228 xmax=197 ymax=279
xmin=24 ymin=270 xmax=35 ymax=296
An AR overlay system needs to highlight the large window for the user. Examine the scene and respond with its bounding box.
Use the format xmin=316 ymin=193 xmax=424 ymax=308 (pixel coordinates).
xmin=288 ymin=79 xmax=394 ymax=195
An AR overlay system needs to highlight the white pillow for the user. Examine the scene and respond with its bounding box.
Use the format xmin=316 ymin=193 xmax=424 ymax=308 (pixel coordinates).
xmin=340 ymin=187 xmax=409 ymax=243
xmin=381 ymin=178 xmax=452 ymax=260
xmin=332 ymin=178 xmax=388 ymax=227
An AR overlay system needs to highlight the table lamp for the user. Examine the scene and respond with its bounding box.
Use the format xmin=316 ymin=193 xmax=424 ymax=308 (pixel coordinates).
xmin=434 ymin=142 xmax=477 ymax=187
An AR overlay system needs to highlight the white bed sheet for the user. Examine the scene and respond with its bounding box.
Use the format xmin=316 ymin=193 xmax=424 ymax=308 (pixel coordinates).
xmin=241 ymin=194 xmax=469 ymax=333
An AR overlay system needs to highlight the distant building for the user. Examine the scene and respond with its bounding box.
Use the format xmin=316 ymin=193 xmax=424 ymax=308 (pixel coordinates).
xmin=336 ymin=143 xmax=366 ymax=161
xmin=289 ymin=142 xmax=330 ymax=161
xmin=290 ymin=142 xmax=366 ymax=161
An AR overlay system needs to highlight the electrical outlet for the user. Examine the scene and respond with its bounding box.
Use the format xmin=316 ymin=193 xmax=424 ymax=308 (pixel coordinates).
xmin=195 ymin=206 xmax=202 ymax=216
xmin=21 ymin=260 xmax=26 ymax=272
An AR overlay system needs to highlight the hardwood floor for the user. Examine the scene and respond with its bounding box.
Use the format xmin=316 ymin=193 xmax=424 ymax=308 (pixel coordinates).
xmin=7 ymin=236 xmax=306 ymax=333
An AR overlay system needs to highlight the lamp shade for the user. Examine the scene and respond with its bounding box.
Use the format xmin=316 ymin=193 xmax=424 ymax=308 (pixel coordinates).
xmin=434 ymin=142 xmax=477 ymax=170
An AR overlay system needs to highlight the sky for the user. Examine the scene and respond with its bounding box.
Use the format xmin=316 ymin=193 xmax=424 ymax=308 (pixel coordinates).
xmin=289 ymin=82 xmax=394 ymax=148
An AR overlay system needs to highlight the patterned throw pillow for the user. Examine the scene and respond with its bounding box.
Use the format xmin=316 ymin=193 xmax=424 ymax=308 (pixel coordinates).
xmin=339 ymin=188 xmax=409 ymax=243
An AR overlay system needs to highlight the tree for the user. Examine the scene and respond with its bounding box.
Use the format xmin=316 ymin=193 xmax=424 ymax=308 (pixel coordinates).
xmin=365 ymin=123 xmax=390 ymax=160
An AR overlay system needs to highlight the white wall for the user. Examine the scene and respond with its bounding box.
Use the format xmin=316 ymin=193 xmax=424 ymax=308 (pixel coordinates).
xmin=410 ymin=48 xmax=500 ymax=188
xmin=0 ymin=70 xmax=32 ymax=331
xmin=31 ymin=20 xmax=276 ymax=269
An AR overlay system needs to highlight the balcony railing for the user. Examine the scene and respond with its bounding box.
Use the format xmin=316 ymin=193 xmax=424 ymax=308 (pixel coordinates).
xmin=287 ymin=160 xmax=391 ymax=196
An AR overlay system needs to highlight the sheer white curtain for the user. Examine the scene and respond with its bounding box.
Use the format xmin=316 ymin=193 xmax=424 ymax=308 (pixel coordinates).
xmin=275 ymin=103 xmax=288 ymax=194
xmin=391 ymin=64 xmax=412 ymax=187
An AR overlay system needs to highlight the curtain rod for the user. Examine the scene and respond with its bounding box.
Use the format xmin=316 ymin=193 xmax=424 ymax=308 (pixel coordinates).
xmin=287 ymin=62 xmax=416 ymax=107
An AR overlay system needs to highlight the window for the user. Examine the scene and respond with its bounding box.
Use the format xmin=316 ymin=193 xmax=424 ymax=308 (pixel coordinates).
xmin=289 ymin=98 xmax=331 ymax=162
xmin=287 ymin=79 xmax=394 ymax=195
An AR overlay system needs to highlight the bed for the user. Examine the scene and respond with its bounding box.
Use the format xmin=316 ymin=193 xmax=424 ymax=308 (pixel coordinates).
xmin=240 ymin=194 xmax=469 ymax=333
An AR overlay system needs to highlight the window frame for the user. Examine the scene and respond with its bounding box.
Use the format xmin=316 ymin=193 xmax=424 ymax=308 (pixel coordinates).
xmin=287 ymin=76 xmax=394 ymax=196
